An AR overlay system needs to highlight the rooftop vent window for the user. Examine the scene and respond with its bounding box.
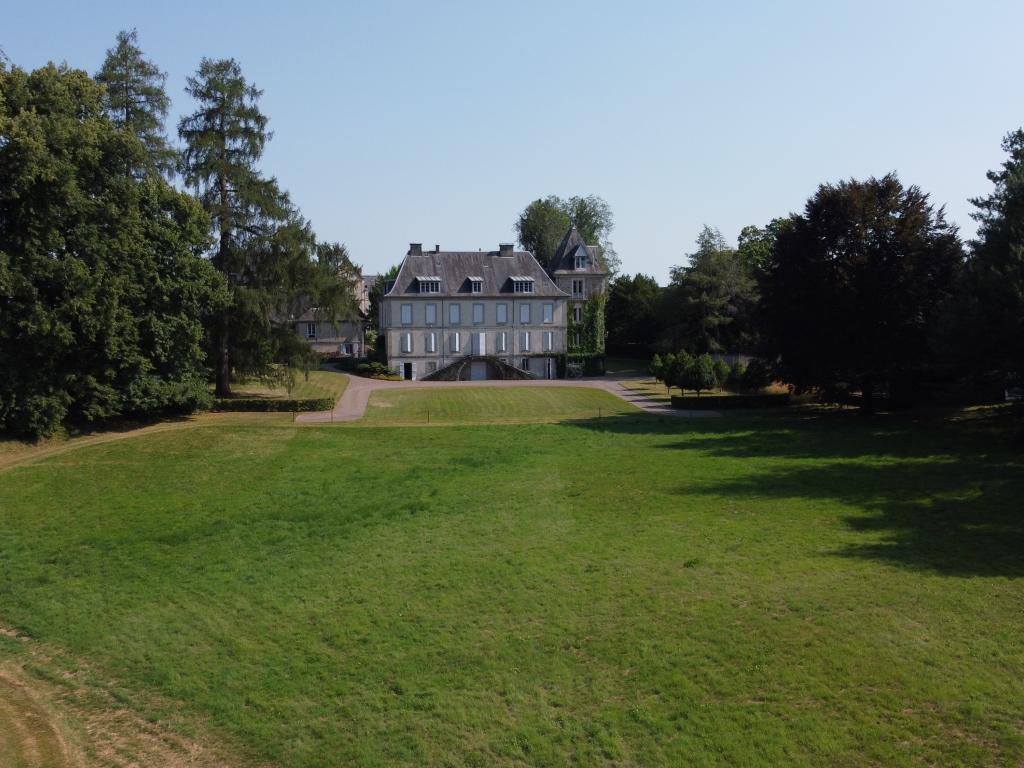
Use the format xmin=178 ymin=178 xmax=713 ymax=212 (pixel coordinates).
xmin=417 ymin=276 xmax=441 ymax=293
xmin=512 ymin=276 xmax=535 ymax=294
xmin=469 ymin=276 xmax=483 ymax=293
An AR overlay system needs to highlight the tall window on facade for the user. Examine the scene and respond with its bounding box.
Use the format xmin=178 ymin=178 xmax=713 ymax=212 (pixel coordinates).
xmin=542 ymin=303 xmax=553 ymax=323
xmin=425 ymin=303 xmax=437 ymax=325
xmin=543 ymin=331 xmax=553 ymax=351
xmin=305 ymin=322 xmax=316 ymax=339
xmin=573 ymin=305 xmax=582 ymax=323
xmin=401 ymin=333 xmax=412 ymax=353
xmin=520 ymin=331 xmax=530 ymax=352
xmin=451 ymin=331 xmax=461 ymax=353
xmin=498 ymin=331 xmax=507 ymax=352
xmin=426 ymin=332 xmax=436 ymax=353
xmin=400 ymin=304 xmax=413 ymax=325
xmin=572 ymin=279 xmax=584 ymax=297
xmin=449 ymin=303 xmax=461 ymax=325
xmin=496 ymin=303 xmax=508 ymax=324
xmin=473 ymin=303 xmax=484 ymax=324
xmin=519 ymin=303 xmax=530 ymax=324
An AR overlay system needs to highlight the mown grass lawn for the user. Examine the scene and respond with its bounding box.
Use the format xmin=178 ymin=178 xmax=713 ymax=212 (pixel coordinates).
xmin=0 ymin=401 xmax=1022 ymax=767
xmin=362 ymin=386 xmax=637 ymax=425
xmin=227 ymin=368 xmax=349 ymax=401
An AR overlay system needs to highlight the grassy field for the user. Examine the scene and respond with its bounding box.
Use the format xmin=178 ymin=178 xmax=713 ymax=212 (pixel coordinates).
xmin=1 ymin=400 xmax=1022 ymax=766
xmin=228 ymin=369 xmax=349 ymax=401
xmin=362 ymin=386 xmax=638 ymax=425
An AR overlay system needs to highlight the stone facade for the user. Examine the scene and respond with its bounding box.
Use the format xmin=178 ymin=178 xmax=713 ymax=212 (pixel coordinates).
xmin=382 ymin=242 xmax=569 ymax=380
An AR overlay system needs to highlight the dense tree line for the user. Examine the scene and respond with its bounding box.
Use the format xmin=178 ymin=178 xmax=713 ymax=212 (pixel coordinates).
xmin=617 ymin=149 xmax=1024 ymax=411
xmin=1 ymin=32 xmax=359 ymax=437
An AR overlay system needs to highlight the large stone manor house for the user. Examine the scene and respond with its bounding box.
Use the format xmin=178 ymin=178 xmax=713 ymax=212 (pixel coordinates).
xmin=381 ymin=227 xmax=607 ymax=380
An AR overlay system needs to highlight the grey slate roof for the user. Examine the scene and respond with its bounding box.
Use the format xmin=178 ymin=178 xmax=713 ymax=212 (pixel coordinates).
xmin=387 ymin=249 xmax=568 ymax=297
xmin=551 ymin=226 xmax=604 ymax=274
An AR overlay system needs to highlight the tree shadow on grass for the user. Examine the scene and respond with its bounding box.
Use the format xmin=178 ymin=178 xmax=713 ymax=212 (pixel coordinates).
xmin=561 ymin=410 xmax=1024 ymax=577
xmin=689 ymin=457 xmax=1023 ymax=577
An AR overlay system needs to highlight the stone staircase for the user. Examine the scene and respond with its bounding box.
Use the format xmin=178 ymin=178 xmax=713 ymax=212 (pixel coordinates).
xmin=421 ymin=355 xmax=536 ymax=381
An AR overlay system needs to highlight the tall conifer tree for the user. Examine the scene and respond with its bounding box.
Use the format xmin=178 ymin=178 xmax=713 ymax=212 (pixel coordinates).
xmin=179 ymin=58 xmax=342 ymax=396
xmin=95 ymin=29 xmax=175 ymax=174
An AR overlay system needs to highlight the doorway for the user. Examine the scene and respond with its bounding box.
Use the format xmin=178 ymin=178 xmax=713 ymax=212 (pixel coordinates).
xmin=403 ymin=362 xmax=413 ymax=380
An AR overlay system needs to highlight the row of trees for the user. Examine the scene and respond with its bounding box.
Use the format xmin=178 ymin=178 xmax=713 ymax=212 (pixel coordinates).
xmin=650 ymin=353 xmax=772 ymax=397
xmin=610 ymin=140 xmax=1024 ymax=410
xmin=1 ymin=31 xmax=360 ymax=436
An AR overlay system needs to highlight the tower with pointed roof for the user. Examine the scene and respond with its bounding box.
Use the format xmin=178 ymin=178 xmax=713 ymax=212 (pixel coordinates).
xmin=549 ymin=226 xmax=609 ymax=353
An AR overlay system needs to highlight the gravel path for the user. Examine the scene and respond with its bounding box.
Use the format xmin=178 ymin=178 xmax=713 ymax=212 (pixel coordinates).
xmin=296 ymin=373 xmax=721 ymax=423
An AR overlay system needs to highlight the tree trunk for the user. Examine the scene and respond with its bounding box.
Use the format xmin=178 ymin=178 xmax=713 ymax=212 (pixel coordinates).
xmin=861 ymin=378 xmax=875 ymax=415
xmin=214 ymin=217 xmax=232 ymax=397
xmin=215 ymin=317 xmax=231 ymax=397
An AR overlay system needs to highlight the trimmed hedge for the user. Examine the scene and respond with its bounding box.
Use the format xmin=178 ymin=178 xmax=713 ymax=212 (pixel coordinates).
xmin=671 ymin=393 xmax=790 ymax=410
xmin=212 ymin=397 xmax=335 ymax=413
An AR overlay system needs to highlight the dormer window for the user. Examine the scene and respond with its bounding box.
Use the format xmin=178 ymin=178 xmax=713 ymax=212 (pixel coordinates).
xmin=469 ymin=276 xmax=483 ymax=293
xmin=512 ymin=276 xmax=535 ymax=294
xmin=574 ymin=245 xmax=588 ymax=270
xmin=417 ymin=276 xmax=441 ymax=293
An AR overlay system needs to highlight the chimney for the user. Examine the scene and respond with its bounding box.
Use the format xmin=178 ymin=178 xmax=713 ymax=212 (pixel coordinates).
xmin=434 ymin=244 xmax=440 ymax=253
xmin=498 ymin=243 xmax=513 ymax=257
xmin=409 ymin=243 xmax=422 ymax=256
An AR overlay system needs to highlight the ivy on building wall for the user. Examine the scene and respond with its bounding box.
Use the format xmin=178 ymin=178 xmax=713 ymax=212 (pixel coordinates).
xmin=569 ymin=293 xmax=607 ymax=355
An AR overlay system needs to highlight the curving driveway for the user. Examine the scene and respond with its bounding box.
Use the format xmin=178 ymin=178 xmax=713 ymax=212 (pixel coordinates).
xmin=296 ymin=372 xmax=720 ymax=423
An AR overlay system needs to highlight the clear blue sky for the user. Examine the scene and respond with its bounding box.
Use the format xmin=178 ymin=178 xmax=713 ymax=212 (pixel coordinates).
xmin=5 ymin=1 xmax=1022 ymax=282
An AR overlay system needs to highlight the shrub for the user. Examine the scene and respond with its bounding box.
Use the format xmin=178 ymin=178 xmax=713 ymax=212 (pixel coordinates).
xmin=725 ymin=361 xmax=746 ymax=392
xmin=740 ymin=358 xmax=774 ymax=393
xmin=681 ymin=353 xmax=717 ymax=396
xmin=713 ymin=358 xmax=731 ymax=389
xmin=355 ymin=361 xmax=394 ymax=377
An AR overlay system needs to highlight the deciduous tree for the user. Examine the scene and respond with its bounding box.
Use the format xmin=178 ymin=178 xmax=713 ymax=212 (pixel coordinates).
xmin=760 ymin=174 xmax=964 ymax=410
xmin=0 ymin=62 xmax=226 ymax=437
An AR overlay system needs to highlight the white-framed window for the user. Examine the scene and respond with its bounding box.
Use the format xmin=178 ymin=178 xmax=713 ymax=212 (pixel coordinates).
xmin=520 ymin=331 xmax=530 ymax=352
xmin=519 ymin=303 xmax=530 ymax=324
xmin=514 ymin=280 xmax=534 ymax=293
xmin=425 ymin=303 xmax=437 ymax=325
xmin=305 ymin=322 xmax=316 ymax=340
xmin=473 ymin=303 xmax=484 ymax=324
xmin=543 ymin=331 xmax=553 ymax=351
xmin=497 ymin=331 xmax=507 ymax=352
xmin=417 ymin=277 xmax=440 ymax=293
xmin=496 ymin=303 xmax=508 ymax=324
xmin=425 ymin=331 xmax=436 ymax=353
xmin=400 ymin=303 xmax=413 ymax=325
xmin=542 ymin=303 xmax=553 ymax=323
xmin=572 ymin=279 xmax=584 ymax=297
xmin=573 ymin=305 xmax=582 ymax=323
xmin=401 ymin=332 xmax=412 ymax=353
xmin=449 ymin=303 xmax=461 ymax=325
xmin=575 ymin=248 xmax=587 ymax=270
xmin=450 ymin=331 xmax=461 ymax=353
xmin=471 ymin=279 xmax=482 ymax=293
